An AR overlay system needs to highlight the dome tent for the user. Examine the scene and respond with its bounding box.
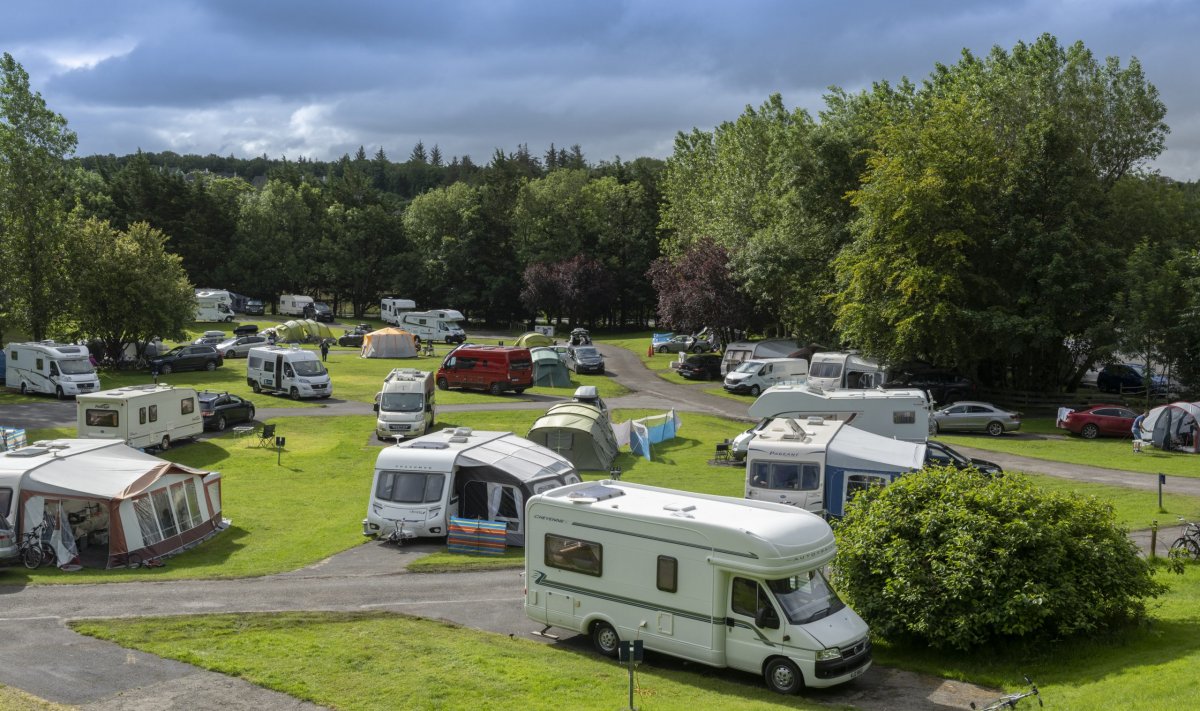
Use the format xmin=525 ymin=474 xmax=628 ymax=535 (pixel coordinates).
xmin=1143 ymin=401 xmax=1200 ymax=453
xmin=514 ymin=332 xmax=554 ymax=348
xmin=360 ymin=328 xmax=419 ymax=358
xmin=529 ymin=347 xmax=572 ymax=387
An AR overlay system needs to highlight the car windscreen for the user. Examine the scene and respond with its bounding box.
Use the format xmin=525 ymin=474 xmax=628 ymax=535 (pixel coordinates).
xmin=809 ymin=362 xmax=843 ymax=378
xmin=734 ymin=360 xmax=763 ymax=374
xmin=380 ymin=392 xmax=423 ymax=412
xmin=165 ymin=346 xmax=186 ymax=357
xmin=58 ymin=359 xmax=95 ymax=375
xmin=293 ymin=360 xmax=327 ymax=377
xmin=767 ymin=570 xmax=846 ymax=625
xmin=574 ymin=348 xmax=599 ymax=359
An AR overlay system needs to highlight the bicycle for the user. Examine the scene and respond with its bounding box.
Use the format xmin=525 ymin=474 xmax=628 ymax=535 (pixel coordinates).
xmin=970 ymin=676 xmax=1042 ymax=710
xmin=1169 ymin=518 xmax=1200 ymax=559
xmin=18 ymin=523 xmax=55 ymax=570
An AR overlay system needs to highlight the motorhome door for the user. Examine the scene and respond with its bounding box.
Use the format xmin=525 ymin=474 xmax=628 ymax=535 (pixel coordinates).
xmin=725 ymin=577 xmax=787 ymax=670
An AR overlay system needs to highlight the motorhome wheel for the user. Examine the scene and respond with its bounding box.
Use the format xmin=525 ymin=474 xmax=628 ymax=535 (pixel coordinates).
xmin=290 ymin=387 xmax=301 ymax=400
xmin=764 ymin=658 xmax=803 ymax=695
xmin=590 ymin=621 xmax=620 ymax=658
xmin=19 ymin=382 xmax=26 ymax=395
xmin=55 ymin=386 xmax=65 ymax=400
xmin=160 ymin=436 xmax=170 ymax=451
xmin=251 ymin=380 xmax=261 ymax=394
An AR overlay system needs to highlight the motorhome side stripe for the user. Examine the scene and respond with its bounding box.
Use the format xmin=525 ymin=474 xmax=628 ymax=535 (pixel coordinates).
xmin=532 ymin=571 xmax=716 ymax=624
xmin=569 ymin=522 xmax=760 ymax=560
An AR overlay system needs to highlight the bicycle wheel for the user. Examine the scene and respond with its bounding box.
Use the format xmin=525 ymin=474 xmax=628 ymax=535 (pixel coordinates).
xmin=39 ymin=542 xmax=56 ymax=567
xmin=21 ymin=545 xmax=42 ymax=569
xmin=1169 ymin=537 xmax=1200 ymax=559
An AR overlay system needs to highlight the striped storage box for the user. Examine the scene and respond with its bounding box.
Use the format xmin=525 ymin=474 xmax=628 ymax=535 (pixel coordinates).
xmin=1 ymin=427 xmax=26 ymax=452
xmin=447 ymin=516 xmax=507 ymax=556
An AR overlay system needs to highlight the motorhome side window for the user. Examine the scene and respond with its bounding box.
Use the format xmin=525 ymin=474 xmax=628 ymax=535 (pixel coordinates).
xmin=139 ymin=407 xmax=147 ymax=425
xmin=375 ymin=471 xmax=445 ymax=504
xmin=149 ymin=405 xmax=158 ymax=422
xmin=749 ymin=461 xmax=820 ymax=491
xmin=181 ymin=398 xmax=195 ymax=415
xmin=545 ymin=533 xmax=602 ymax=576
xmin=657 ymin=556 xmax=678 ymax=593
xmin=86 ymin=409 xmax=119 ymax=427
xmin=36 ymin=358 xmax=44 ymax=370
xmin=893 ymin=410 xmax=916 ymax=425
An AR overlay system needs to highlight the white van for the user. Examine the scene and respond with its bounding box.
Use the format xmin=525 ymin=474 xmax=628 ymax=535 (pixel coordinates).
xmin=278 ymin=294 xmax=315 ymax=317
xmin=723 ymin=357 xmax=807 ymax=396
xmin=807 ymin=352 xmax=885 ymax=390
xmin=380 ymin=297 xmax=417 ymax=325
xmin=77 ymin=384 xmax=204 ymax=451
xmin=720 ymin=339 xmax=796 ymax=376
xmin=374 ymin=368 xmax=436 ymax=441
xmin=524 ymin=480 xmax=872 ymax=694
xmin=246 ymin=346 xmax=332 ymax=399
xmin=399 ymin=309 xmax=466 ymax=344
xmin=195 ymin=294 xmax=234 ymax=323
xmin=6 ymin=342 xmax=101 ymax=399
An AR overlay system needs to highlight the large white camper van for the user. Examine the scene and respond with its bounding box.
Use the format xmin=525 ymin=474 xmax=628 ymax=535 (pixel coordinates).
xmin=380 ymin=297 xmax=417 ymax=325
xmin=748 ymin=382 xmax=933 ymax=442
xmin=374 ymin=368 xmax=436 ymax=441
xmin=278 ymin=294 xmax=315 ymax=317
xmin=246 ymin=346 xmax=332 ymax=399
xmin=195 ymin=294 xmax=234 ymax=322
xmin=362 ymin=428 xmax=579 ymax=545
xmin=6 ymin=342 xmax=101 ymax=399
xmin=524 ymin=480 xmax=872 ymax=694
xmin=720 ymin=339 xmax=797 ymax=376
xmin=807 ymin=352 xmax=885 ymax=391
xmin=76 ymin=384 xmax=204 ymax=451
xmin=398 ymin=309 xmax=466 ymax=344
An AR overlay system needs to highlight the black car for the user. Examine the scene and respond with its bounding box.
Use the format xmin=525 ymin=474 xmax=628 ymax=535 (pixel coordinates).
xmin=884 ymin=367 xmax=975 ymax=406
xmin=311 ymin=301 xmax=335 ymax=322
xmin=244 ymin=299 xmax=265 ymax=316
xmin=924 ymin=440 xmax=1002 ymax=475
xmin=1096 ymin=363 xmax=1167 ymax=395
xmin=566 ymin=345 xmax=605 ymax=374
xmin=198 ymin=391 xmax=256 ymax=431
xmin=337 ymin=324 xmax=373 ymax=348
xmin=150 ymin=345 xmax=223 ymax=374
xmin=677 ymin=353 xmax=723 ymax=381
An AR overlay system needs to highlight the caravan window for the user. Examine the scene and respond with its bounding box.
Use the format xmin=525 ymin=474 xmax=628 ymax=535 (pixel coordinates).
xmin=749 ymin=461 xmax=820 ymax=491
xmin=133 ymin=495 xmax=163 ymax=546
xmin=139 ymin=407 xmax=147 ymax=425
xmin=809 ymin=362 xmax=842 ymax=379
xmin=152 ymin=488 xmax=178 ymax=538
xmin=545 ymin=534 xmax=602 ymax=576
xmin=657 ymin=556 xmax=678 ymax=593
xmin=180 ymin=397 xmax=195 ymax=415
xmin=85 ymin=409 xmax=119 ymax=427
xmin=149 ymin=405 xmax=158 ymax=422
xmin=375 ymin=471 xmax=445 ymax=504
xmin=893 ymin=410 xmax=916 ymax=424
xmin=36 ymin=358 xmax=44 ymax=370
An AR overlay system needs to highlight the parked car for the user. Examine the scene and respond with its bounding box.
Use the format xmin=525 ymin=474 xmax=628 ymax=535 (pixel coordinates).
xmin=311 ymin=301 xmax=335 ymax=322
xmin=244 ymin=299 xmax=265 ymax=316
xmin=1058 ymin=404 xmax=1138 ymax=439
xmin=565 ymin=345 xmax=605 ymax=374
xmin=924 ymin=440 xmax=1002 ymax=474
xmin=197 ymin=391 xmax=256 ymax=431
xmin=655 ymin=334 xmax=716 ymax=354
xmin=215 ymin=335 xmax=268 ymax=359
xmin=150 ymin=345 xmax=223 ymax=374
xmin=677 ymin=353 xmax=724 ymax=381
xmin=932 ymin=401 xmax=1021 ymax=436
xmin=337 ymin=324 xmax=373 ymax=348
xmin=883 ymin=367 xmax=975 ymax=406
xmin=1097 ymin=363 xmax=1168 ymax=395
xmin=192 ymin=330 xmax=227 ymax=347
xmin=569 ymin=328 xmax=591 ymax=346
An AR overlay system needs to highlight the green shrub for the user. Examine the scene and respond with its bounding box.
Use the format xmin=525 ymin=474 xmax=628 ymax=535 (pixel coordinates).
xmin=831 ymin=466 xmax=1165 ymax=650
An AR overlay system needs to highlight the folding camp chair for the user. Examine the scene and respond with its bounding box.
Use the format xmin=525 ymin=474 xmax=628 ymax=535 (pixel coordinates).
xmin=714 ymin=440 xmax=731 ymax=462
xmin=257 ymin=423 xmax=277 ymax=448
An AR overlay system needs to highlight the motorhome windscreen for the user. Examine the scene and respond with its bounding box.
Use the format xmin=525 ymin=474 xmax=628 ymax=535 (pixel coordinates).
xmin=58 ymin=359 xmax=95 ymax=375
xmin=380 ymin=393 xmax=423 ymax=412
xmin=293 ymin=361 xmax=327 ymax=377
xmin=767 ymin=570 xmax=846 ymax=624
xmin=375 ymin=471 xmax=445 ymax=504
xmin=749 ymin=461 xmax=820 ymax=491
xmin=809 ymin=362 xmax=842 ymax=378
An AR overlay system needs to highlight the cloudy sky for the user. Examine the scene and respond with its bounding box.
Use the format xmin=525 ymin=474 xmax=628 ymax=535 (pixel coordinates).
xmin=5 ymin=0 xmax=1199 ymax=179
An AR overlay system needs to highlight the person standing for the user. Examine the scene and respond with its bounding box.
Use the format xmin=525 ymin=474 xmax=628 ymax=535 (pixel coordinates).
xmin=319 ymin=338 xmax=330 ymax=362
xmin=1132 ymin=411 xmax=1147 ymax=453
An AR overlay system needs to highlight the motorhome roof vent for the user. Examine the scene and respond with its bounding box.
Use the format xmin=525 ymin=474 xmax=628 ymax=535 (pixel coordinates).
xmin=409 ymin=441 xmax=449 ymax=450
xmin=5 ymin=446 xmax=49 ymax=458
xmin=780 ymin=418 xmax=807 ymax=440
xmin=663 ymin=502 xmax=697 ymax=517
xmin=806 ymin=416 xmax=825 ymax=426
xmin=567 ymin=483 xmax=625 ymax=503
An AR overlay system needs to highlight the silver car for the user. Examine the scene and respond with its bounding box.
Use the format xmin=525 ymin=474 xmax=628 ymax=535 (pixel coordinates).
xmin=932 ymin=401 xmax=1021 ymax=436
xmin=215 ymin=335 xmax=268 ymax=359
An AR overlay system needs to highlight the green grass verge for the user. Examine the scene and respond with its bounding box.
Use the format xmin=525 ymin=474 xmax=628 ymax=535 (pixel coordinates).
xmin=0 ymin=685 xmax=70 ymax=711
xmin=939 ymin=429 xmax=1200 ymax=478
xmin=406 ymin=547 xmax=525 ymax=573
xmin=1024 ymin=474 xmax=1200 ymax=531
xmin=69 ymin=611 xmax=841 ymax=711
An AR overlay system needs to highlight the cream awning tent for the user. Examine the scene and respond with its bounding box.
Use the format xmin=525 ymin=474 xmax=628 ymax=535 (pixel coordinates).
xmin=361 ymin=327 xmax=419 ymax=358
xmin=527 ymin=402 xmax=620 ymax=471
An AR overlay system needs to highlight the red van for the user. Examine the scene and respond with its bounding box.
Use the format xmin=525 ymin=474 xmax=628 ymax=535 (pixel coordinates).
xmin=436 ymin=345 xmax=533 ymax=395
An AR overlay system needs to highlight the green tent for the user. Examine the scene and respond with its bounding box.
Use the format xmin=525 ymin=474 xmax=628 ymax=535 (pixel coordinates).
xmin=514 ymin=332 xmax=554 ymax=348
xmin=527 ymin=402 xmax=619 ymax=471
xmin=530 ymin=348 xmax=572 ymax=387
xmin=304 ymin=319 xmax=333 ymax=341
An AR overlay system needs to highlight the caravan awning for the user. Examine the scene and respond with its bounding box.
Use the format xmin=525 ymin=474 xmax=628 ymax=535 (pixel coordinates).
xmin=21 ymin=441 xmax=209 ymax=500
xmin=458 ymin=434 xmax=575 ymax=482
xmin=827 ymin=426 xmax=926 ymax=471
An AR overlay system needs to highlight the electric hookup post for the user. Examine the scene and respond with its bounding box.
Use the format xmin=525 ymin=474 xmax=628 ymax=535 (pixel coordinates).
xmin=618 ymin=640 xmax=643 ymax=711
xmin=1159 ymin=473 xmax=1166 ymax=510
xmin=276 ymin=435 xmax=286 ymax=466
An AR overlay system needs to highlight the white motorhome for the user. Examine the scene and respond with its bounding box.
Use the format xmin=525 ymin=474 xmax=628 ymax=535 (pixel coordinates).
xmin=246 ymin=345 xmax=332 ymax=399
xmin=399 ymin=309 xmax=466 ymax=344
xmin=6 ymin=342 xmax=101 ymax=399
xmin=195 ymin=288 xmax=233 ymax=306
xmin=721 ymin=339 xmax=797 ymax=376
xmin=362 ymin=427 xmax=580 ymax=545
xmin=524 ymin=480 xmax=872 ymax=694
xmin=748 ymin=382 xmax=933 ymax=442
xmin=76 ymin=384 xmax=204 ymax=451
xmin=374 ymin=368 xmax=436 ymax=441
xmin=723 ymin=357 xmax=808 ymax=396
xmin=744 ymin=417 xmax=926 ymax=517
xmin=195 ymin=294 xmax=234 ymax=322
xmin=807 ymin=351 xmax=885 ymax=391
xmin=278 ymin=294 xmax=315 ymax=317
xmin=380 ymin=297 xmax=417 ymax=325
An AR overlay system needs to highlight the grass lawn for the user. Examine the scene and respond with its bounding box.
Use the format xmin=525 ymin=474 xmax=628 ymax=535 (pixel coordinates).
xmin=1025 ymin=474 xmax=1200 ymax=531
xmin=939 ymin=429 xmax=1200 ymax=479
xmin=69 ymin=611 xmax=843 ymax=711
xmin=0 ymin=685 xmax=69 ymax=711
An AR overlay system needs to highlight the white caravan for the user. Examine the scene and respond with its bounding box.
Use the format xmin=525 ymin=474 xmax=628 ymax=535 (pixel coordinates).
xmin=195 ymin=294 xmax=234 ymax=322
xmin=246 ymin=345 xmax=332 ymax=399
xmin=807 ymin=351 xmax=885 ymax=390
xmin=524 ymin=480 xmax=872 ymax=694
xmin=374 ymin=368 xmax=436 ymax=441
xmin=749 ymin=382 xmax=933 ymax=442
xmin=362 ymin=427 xmax=580 ymax=545
xmin=6 ymin=342 xmax=101 ymax=399
xmin=721 ymin=339 xmax=796 ymax=376
xmin=398 ymin=309 xmax=466 ymax=344
xmin=744 ymin=417 xmax=926 ymax=517
xmin=278 ymin=294 xmax=315 ymax=317
xmin=77 ymin=384 xmax=204 ymax=451
xmin=380 ymin=297 xmax=417 ymax=325
xmin=723 ymin=357 xmax=808 ymax=396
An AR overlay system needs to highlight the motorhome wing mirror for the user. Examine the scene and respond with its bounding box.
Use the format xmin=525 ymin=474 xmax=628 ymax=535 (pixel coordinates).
xmin=373 ymin=403 xmax=379 ymax=412
xmin=755 ymin=607 xmax=780 ymax=630
xmin=425 ymin=403 xmax=432 ymax=412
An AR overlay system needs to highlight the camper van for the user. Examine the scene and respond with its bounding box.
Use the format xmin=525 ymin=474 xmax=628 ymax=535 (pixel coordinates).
xmin=374 ymin=368 xmax=436 ymax=441
xmin=436 ymin=345 xmax=532 ymax=395
xmin=748 ymin=382 xmax=933 ymax=442
xmin=400 ymin=309 xmax=467 ymax=344
xmin=246 ymin=346 xmax=332 ymax=399
xmin=278 ymin=294 xmax=315 ymax=317
xmin=195 ymin=294 xmax=235 ymax=322
xmin=6 ymin=342 xmax=101 ymax=399
xmin=723 ymin=357 xmax=808 ymax=396
xmin=77 ymin=384 xmax=204 ymax=451
xmin=807 ymin=352 xmax=885 ymax=391
xmin=744 ymin=417 xmax=925 ymax=517
xmin=380 ymin=297 xmax=417 ymax=325
xmin=524 ymin=480 xmax=872 ymax=694
xmin=721 ymin=339 xmax=797 ymax=376
xmin=362 ymin=427 xmax=580 ymax=545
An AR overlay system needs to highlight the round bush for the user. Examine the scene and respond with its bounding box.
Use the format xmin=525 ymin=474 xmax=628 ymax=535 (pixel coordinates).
xmin=830 ymin=466 xmax=1165 ymax=650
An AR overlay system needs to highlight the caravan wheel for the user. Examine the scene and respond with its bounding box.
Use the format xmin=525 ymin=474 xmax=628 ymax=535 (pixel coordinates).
xmin=590 ymin=621 xmax=620 ymax=658
xmin=160 ymin=436 xmax=170 ymax=451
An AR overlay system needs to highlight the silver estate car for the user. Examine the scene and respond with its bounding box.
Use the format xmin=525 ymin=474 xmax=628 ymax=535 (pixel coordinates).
xmin=932 ymin=401 xmax=1021 ymax=436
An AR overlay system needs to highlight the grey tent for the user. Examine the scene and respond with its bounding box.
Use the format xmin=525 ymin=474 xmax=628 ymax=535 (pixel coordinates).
xmin=527 ymin=401 xmax=620 ymax=471
xmin=530 ymin=347 xmax=572 ymax=387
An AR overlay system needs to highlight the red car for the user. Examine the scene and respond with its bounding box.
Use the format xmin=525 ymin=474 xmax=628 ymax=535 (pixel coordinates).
xmin=1059 ymin=404 xmax=1138 ymax=439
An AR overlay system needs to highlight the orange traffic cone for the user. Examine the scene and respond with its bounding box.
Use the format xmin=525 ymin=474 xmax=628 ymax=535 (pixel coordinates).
xmin=647 ymin=344 xmax=654 ymax=357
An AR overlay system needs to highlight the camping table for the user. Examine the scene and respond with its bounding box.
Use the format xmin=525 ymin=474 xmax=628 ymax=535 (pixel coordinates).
xmin=232 ymin=425 xmax=255 ymax=440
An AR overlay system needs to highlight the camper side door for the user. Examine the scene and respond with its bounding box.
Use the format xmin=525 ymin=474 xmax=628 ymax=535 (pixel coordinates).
xmin=745 ymin=458 xmax=823 ymax=513
xmin=724 ymin=576 xmax=788 ymax=674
